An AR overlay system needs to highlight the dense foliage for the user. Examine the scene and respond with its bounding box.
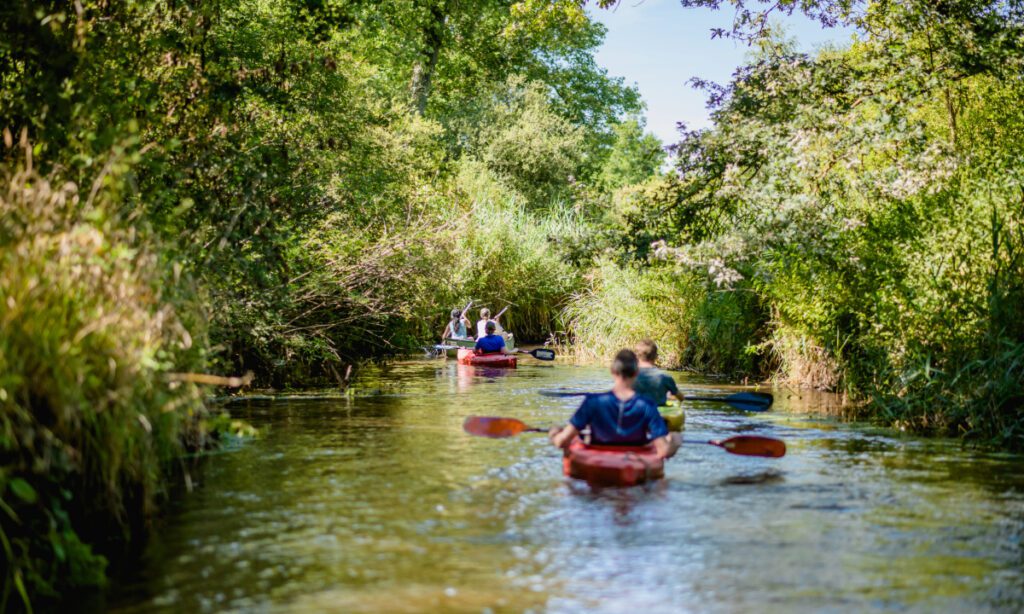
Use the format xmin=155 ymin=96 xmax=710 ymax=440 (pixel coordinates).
xmin=0 ymin=0 xmax=648 ymax=605
xmin=597 ymin=0 xmax=1024 ymax=448
xmin=5 ymin=0 xmax=1024 ymax=606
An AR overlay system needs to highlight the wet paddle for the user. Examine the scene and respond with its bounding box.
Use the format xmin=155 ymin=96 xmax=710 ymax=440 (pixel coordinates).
xmin=462 ymin=416 xmax=547 ymax=437
xmin=518 ymin=348 xmax=556 ymax=361
xmin=462 ymin=416 xmax=786 ymax=457
xmin=702 ymin=435 xmax=786 ymax=458
xmin=537 ymin=390 xmax=774 ymax=412
xmin=684 ymin=391 xmax=774 ymax=411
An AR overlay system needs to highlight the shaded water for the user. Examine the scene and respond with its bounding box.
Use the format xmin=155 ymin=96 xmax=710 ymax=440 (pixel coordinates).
xmin=107 ymin=359 xmax=1024 ymax=613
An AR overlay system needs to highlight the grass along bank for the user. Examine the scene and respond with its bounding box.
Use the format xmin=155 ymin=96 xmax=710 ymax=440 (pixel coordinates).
xmin=0 ymin=158 xmax=224 ymax=608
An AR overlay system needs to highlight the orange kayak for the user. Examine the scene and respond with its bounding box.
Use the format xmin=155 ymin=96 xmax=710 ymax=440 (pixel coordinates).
xmin=456 ymin=348 xmax=517 ymax=368
xmin=563 ymin=439 xmax=664 ymax=486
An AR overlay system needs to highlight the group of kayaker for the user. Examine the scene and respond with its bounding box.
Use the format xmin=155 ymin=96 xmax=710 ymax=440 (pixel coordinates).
xmin=445 ymin=301 xmax=682 ymax=459
xmin=549 ymin=341 xmax=683 ymax=459
xmin=442 ymin=304 xmax=514 ymax=356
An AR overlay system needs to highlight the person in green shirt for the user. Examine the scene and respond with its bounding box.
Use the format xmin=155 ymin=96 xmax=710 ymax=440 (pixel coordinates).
xmin=633 ymin=339 xmax=682 ymax=407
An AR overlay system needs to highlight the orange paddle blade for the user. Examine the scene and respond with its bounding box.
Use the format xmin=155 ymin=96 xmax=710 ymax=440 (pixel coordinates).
xmin=713 ymin=435 xmax=787 ymax=458
xmin=463 ymin=416 xmax=534 ymax=438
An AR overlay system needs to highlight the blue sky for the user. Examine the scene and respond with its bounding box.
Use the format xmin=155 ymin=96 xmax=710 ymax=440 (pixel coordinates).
xmin=587 ymin=0 xmax=855 ymax=145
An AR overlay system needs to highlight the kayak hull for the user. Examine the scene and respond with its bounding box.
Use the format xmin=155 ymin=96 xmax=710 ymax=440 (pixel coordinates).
xmin=456 ymin=348 xmax=517 ymax=368
xmin=563 ymin=439 xmax=664 ymax=487
xmin=442 ymin=337 xmax=476 ymax=348
xmin=660 ymin=410 xmax=685 ymax=432
xmin=441 ymin=337 xmax=475 ymax=359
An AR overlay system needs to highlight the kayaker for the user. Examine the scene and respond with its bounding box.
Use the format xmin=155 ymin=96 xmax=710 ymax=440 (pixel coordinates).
xmin=474 ymin=321 xmax=512 ymax=355
xmin=442 ymin=308 xmax=472 ymax=341
xmin=475 ymin=307 xmax=505 ymax=339
xmin=633 ymin=340 xmax=683 ymax=407
xmin=549 ymin=349 xmax=681 ymax=459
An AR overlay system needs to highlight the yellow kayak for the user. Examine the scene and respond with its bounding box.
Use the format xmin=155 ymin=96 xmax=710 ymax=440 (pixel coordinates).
xmin=660 ymin=407 xmax=685 ymax=432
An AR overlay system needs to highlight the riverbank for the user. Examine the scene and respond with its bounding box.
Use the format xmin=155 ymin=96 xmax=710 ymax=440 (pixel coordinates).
xmin=6 ymin=0 xmax=1024 ymax=607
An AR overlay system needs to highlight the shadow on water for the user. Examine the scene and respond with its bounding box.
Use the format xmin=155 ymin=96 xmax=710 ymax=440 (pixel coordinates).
xmin=102 ymin=358 xmax=1024 ymax=613
xmin=720 ymin=469 xmax=786 ymax=485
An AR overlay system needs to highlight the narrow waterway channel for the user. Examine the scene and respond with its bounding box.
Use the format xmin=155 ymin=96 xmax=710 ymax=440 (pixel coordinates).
xmin=106 ymin=358 xmax=1024 ymax=613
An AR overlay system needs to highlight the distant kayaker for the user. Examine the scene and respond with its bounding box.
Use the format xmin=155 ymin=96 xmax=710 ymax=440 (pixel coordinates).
xmin=475 ymin=307 xmax=505 ymax=339
xmin=548 ymin=349 xmax=681 ymax=459
xmin=474 ymin=320 xmax=512 ymax=355
xmin=633 ymin=340 xmax=683 ymax=407
xmin=442 ymin=308 xmax=472 ymax=341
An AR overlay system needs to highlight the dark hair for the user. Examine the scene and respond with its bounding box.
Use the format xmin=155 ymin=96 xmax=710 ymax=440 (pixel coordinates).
xmin=635 ymin=339 xmax=658 ymax=362
xmin=450 ymin=308 xmax=461 ymax=319
xmin=611 ymin=349 xmax=639 ymax=378
xmin=485 ymin=320 xmax=497 ymax=333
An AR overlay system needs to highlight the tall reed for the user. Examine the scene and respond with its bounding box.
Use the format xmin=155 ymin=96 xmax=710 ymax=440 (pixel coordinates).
xmin=562 ymin=261 xmax=763 ymax=374
xmin=0 ymin=158 xmax=207 ymax=607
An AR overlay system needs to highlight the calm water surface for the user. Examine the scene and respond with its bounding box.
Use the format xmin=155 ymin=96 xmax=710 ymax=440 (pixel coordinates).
xmin=107 ymin=359 xmax=1024 ymax=613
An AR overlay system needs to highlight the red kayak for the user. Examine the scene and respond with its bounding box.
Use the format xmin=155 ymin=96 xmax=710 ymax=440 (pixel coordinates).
xmin=563 ymin=438 xmax=664 ymax=486
xmin=456 ymin=348 xmax=517 ymax=368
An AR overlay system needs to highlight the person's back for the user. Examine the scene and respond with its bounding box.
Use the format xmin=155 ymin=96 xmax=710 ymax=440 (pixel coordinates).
xmin=476 ymin=307 xmax=491 ymax=339
xmin=443 ymin=308 xmax=471 ymax=341
xmin=633 ymin=340 xmax=680 ymax=406
xmin=549 ymin=349 xmax=679 ymax=458
xmin=571 ymin=391 xmax=666 ymax=445
xmin=634 ymin=367 xmax=679 ymax=407
xmin=474 ymin=320 xmax=508 ymax=354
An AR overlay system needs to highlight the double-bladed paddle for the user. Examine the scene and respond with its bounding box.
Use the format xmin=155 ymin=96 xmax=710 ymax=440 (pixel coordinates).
xmin=518 ymin=348 xmax=556 ymax=361
xmin=461 ymin=416 xmax=786 ymax=457
xmin=537 ymin=390 xmax=773 ymax=412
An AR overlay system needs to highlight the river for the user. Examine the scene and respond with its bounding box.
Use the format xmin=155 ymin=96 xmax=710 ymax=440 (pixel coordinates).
xmin=105 ymin=358 xmax=1024 ymax=613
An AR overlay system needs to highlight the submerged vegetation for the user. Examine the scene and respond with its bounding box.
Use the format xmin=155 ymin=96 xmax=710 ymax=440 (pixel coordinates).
xmin=3 ymin=0 xmax=1024 ymax=605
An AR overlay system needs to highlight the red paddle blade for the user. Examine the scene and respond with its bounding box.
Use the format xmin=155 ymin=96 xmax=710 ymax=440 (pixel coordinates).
xmin=714 ymin=435 xmax=787 ymax=458
xmin=463 ymin=416 xmax=530 ymax=438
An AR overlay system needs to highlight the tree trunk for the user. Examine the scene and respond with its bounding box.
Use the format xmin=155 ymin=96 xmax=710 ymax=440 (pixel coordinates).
xmin=409 ymin=2 xmax=446 ymax=115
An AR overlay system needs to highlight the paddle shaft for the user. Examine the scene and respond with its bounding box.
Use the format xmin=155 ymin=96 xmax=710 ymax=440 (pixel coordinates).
xmin=537 ymin=390 xmax=772 ymax=411
xmin=463 ymin=417 xmax=784 ymax=456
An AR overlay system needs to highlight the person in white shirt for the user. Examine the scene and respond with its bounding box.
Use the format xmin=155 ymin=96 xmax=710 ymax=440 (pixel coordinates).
xmin=476 ymin=307 xmax=504 ymax=338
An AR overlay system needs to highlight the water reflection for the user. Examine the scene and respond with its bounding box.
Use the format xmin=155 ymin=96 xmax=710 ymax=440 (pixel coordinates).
xmin=104 ymin=359 xmax=1024 ymax=613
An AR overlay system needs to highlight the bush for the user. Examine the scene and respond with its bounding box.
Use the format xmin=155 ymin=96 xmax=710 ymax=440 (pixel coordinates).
xmin=445 ymin=163 xmax=585 ymax=341
xmin=561 ymin=260 xmax=763 ymax=374
xmin=469 ymin=78 xmax=586 ymax=207
xmin=0 ymin=158 xmax=208 ymax=607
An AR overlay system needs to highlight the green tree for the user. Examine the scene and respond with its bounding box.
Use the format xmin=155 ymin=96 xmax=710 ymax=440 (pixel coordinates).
xmin=599 ymin=116 xmax=664 ymax=189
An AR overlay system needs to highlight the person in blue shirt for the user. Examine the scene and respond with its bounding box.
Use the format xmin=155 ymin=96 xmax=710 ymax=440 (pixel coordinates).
xmin=474 ymin=320 xmax=511 ymax=355
xmin=549 ymin=349 xmax=681 ymax=458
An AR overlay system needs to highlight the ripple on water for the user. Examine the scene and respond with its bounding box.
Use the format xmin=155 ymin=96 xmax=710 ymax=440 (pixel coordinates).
xmin=105 ymin=359 xmax=1024 ymax=614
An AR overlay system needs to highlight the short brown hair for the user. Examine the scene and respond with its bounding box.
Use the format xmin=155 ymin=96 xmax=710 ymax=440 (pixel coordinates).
xmin=611 ymin=349 xmax=639 ymax=378
xmin=635 ymin=339 xmax=658 ymax=362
